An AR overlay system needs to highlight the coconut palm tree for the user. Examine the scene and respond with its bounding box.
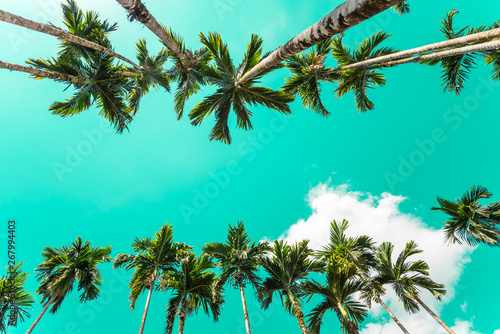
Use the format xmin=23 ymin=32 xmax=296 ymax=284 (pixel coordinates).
xmin=113 ymin=223 xmax=191 ymax=334
xmin=238 ymin=0 xmax=405 ymax=84
xmin=0 ymin=1 xmax=140 ymax=69
xmin=258 ymin=240 xmax=323 ymax=334
xmin=160 ymin=252 xmax=224 ymax=334
xmin=202 ymin=221 xmax=270 ymax=334
xmin=432 ymin=185 xmax=500 ymax=247
xmin=304 ymin=265 xmax=368 ymax=334
xmin=26 ymin=237 xmax=112 ymax=334
xmin=189 ymin=32 xmax=293 ymax=144
xmin=374 ymin=241 xmax=455 ymax=334
xmin=0 ymin=263 xmax=35 ymax=333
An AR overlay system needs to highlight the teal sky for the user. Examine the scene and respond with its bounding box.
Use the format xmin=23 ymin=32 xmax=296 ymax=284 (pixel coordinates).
xmin=1 ymin=0 xmax=499 ymax=333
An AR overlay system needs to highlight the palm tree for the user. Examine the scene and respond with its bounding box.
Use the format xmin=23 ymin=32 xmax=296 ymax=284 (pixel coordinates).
xmin=432 ymin=185 xmax=500 ymax=247
xmin=0 ymin=1 xmax=140 ymax=69
xmin=0 ymin=263 xmax=35 ymax=333
xmin=0 ymin=59 xmax=84 ymax=84
xmin=26 ymin=237 xmax=112 ymax=334
xmin=304 ymin=266 xmax=368 ymax=334
xmin=202 ymin=221 xmax=270 ymax=334
xmin=374 ymin=241 xmax=455 ymax=334
xmin=160 ymin=252 xmax=224 ymax=334
xmin=392 ymin=1 xmax=410 ymax=15
xmin=113 ymin=223 xmax=191 ymax=334
xmin=258 ymin=240 xmax=323 ymax=334
xmin=189 ymin=32 xmax=293 ymax=144
xmin=238 ymin=0 xmax=405 ymax=83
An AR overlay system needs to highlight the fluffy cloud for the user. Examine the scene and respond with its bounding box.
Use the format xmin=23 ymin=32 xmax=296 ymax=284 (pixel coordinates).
xmin=277 ymin=182 xmax=478 ymax=334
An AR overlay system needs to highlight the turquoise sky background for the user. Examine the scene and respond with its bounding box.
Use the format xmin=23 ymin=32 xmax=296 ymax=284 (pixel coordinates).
xmin=1 ymin=0 xmax=499 ymax=333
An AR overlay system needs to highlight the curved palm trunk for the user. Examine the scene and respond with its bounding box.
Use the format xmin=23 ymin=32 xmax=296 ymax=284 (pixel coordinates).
xmin=0 ymin=60 xmax=84 ymax=85
xmin=25 ymin=295 xmax=56 ymax=334
xmin=337 ymin=303 xmax=359 ymax=334
xmin=239 ymin=283 xmax=251 ymax=334
xmin=238 ymin=0 xmax=404 ymax=84
xmin=178 ymin=307 xmax=186 ymax=334
xmin=375 ymin=296 xmax=410 ymax=334
xmin=0 ymin=10 xmax=140 ymax=70
xmin=138 ymin=285 xmax=154 ymax=334
xmin=115 ymin=0 xmax=189 ymax=66
xmin=291 ymin=300 xmax=309 ymax=334
xmin=414 ymin=297 xmax=455 ymax=334
xmin=328 ymin=27 xmax=500 ymax=73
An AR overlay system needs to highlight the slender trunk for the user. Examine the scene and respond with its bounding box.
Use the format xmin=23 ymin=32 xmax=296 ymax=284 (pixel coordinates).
xmin=0 ymin=10 xmax=140 ymax=70
xmin=0 ymin=60 xmax=84 ymax=85
xmin=375 ymin=296 xmax=410 ymax=334
xmin=239 ymin=283 xmax=251 ymax=334
xmin=291 ymin=300 xmax=309 ymax=334
xmin=25 ymin=295 xmax=56 ymax=334
xmin=337 ymin=303 xmax=359 ymax=334
xmin=178 ymin=307 xmax=186 ymax=334
xmin=138 ymin=285 xmax=154 ymax=334
xmin=238 ymin=0 xmax=404 ymax=83
xmin=328 ymin=27 xmax=500 ymax=73
xmin=115 ymin=0 xmax=189 ymax=66
xmin=414 ymin=296 xmax=455 ymax=334
xmin=375 ymin=39 xmax=500 ymax=69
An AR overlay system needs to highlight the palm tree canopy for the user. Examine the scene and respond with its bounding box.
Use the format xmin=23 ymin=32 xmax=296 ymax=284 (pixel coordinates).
xmin=34 ymin=237 xmax=112 ymax=313
xmin=113 ymin=223 xmax=191 ymax=309
xmin=202 ymin=221 xmax=270 ymax=290
xmin=0 ymin=263 xmax=35 ymax=332
xmin=373 ymin=241 xmax=446 ymax=314
xmin=258 ymin=239 xmax=324 ymax=313
xmin=432 ymin=185 xmax=500 ymax=246
xmin=392 ymin=1 xmax=410 ymax=15
xmin=189 ymin=32 xmax=293 ymax=144
xmin=160 ymin=252 xmax=224 ymax=334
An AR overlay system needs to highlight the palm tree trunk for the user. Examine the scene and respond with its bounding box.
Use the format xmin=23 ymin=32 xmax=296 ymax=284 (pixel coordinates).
xmin=138 ymin=285 xmax=154 ymax=334
xmin=337 ymin=303 xmax=359 ymax=334
xmin=0 ymin=60 xmax=84 ymax=85
xmin=414 ymin=296 xmax=455 ymax=334
xmin=178 ymin=307 xmax=186 ymax=334
xmin=327 ymin=27 xmax=500 ymax=73
xmin=0 ymin=9 xmax=140 ymax=70
xmin=291 ymin=300 xmax=309 ymax=334
xmin=115 ymin=0 xmax=189 ymax=66
xmin=238 ymin=0 xmax=404 ymax=84
xmin=25 ymin=295 xmax=56 ymax=334
xmin=375 ymin=296 xmax=410 ymax=334
xmin=239 ymin=283 xmax=251 ymax=334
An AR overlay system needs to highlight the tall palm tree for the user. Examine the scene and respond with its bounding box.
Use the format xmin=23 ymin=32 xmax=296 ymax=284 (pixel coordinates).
xmin=0 ymin=263 xmax=35 ymax=333
xmin=113 ymin=223 xmax=191 ymax=334
xmin=374 ymin=241 xmax=455 ymax=334
xmin=0 ymin=1 xmax=140 ymax=69
xmin=202 ymin=221 xmax=270 ymax=334
xmin=258 ymin=240 xmax=323 ymax=334
xmin=304 ymin=266 xmax=368 ymax=334
xmin=160 ymin=252 xmax=224 ymax=334
xmin=26 ymin=237 xmax=112 ymax=334
xmin=0 ymin=59 xmax=84 ymax=84
xmin=432 ymin=185 xmax=500 ymax=247
xmin=238 ymin=0 xmax=405 ymax=83
xmin=189 ymin=32 xmax=293 ymax=144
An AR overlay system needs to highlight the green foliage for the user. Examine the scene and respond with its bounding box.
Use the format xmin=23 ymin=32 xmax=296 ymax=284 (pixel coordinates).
xmin=189 ymin=32 xmax=293 ymax=144
xmin=331 ymin=31 xmax=396 ymax=112
xmin=432 ymin=185 xmax=500 ymax=246
xmin=392 ymin=1 xmax=410 ymax=15
xmin=34 ymin=237 xmax=112 ymax=314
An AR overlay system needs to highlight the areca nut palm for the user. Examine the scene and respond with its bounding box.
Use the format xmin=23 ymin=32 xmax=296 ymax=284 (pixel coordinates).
xmin=0 ymin=263 xmax=35 ymax=333
xmin=374 ymin=241 xmax=455 ymax=334
xmin=0 ymin=1 xmax=140 ymax=69
xmin=238 ymin=0 xmax=406 ymax=84
xmin=189 ymin=32 xmax=293 ymax=144
xmin=202 ymin=221 xmax=270 ymax=334
xmin=432 ymin=185 xmax=500 ymax=247
xmin=26 ymin=237 xmax=112 ymax=334
xmin=258 ymin=239 xmax=324 ymax=334
xmin=304 ymin=266 xmax=368 ymax=334
xmin=160 ymin=252 xmax=224 ymax=334
xmin=113 ymin=223 xmax=191 ymax=334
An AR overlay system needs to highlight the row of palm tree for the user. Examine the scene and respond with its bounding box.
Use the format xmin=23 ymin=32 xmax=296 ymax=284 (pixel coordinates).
xmin=1 ymin=1 xmax=500 ymax=143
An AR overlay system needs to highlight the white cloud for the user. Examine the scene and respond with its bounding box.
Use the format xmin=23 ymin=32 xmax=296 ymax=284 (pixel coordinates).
xmin=461 ymin=301 xmax=468 ymax=313
xmin=276 ymin=182 xmax=479 ymax=334
xmin=494 ymin=330 xmax=500 ymax=334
